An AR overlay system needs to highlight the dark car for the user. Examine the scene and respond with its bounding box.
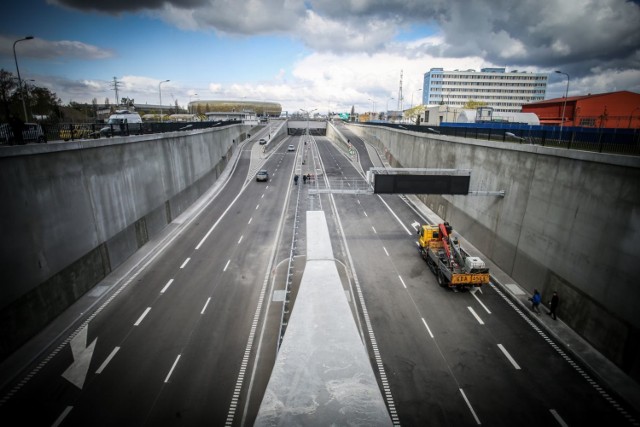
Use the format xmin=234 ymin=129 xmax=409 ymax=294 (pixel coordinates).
xmin=256 ymin=169 xmax=269 ymax=182
xmin=259 ymin=138 xmax=267 ymax=145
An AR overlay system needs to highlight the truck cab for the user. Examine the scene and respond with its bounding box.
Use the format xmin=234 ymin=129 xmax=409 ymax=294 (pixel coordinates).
xmin=100 ymin=110 xmax=143 ymax=137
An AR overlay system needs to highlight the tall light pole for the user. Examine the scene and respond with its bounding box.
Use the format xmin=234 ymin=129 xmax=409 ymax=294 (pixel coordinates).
xmin=368 ymin=98 xmax=376 ymax=120
xmin=555 ymin=70 xmax=570 ymax=139
xmin=386 ymin=97 xmax=394 ymax=122
xmin=411 ymin=88 xmax=422 ymax=108
xmin=189 ymin=93 xmax=198 ymax=114
xmin=159 ymin=79 xmax=169 ymax=122
xmin=13 ymin=36 xmax=34 ymax=122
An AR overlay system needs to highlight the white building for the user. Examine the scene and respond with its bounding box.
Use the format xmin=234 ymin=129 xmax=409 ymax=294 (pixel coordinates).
xmin=422 ymin=67 xmax=548 ymax=113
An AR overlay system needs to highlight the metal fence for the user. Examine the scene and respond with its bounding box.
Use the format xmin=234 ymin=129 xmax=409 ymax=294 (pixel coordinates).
xmin=367 ymin=122 xmax=640 ymax=156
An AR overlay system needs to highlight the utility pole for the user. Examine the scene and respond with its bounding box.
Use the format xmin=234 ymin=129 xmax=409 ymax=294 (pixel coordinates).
xmin=397 ymin=70 xmax=404 ymax=118
xmin=110 ymin=77 xmax=122 ymax=108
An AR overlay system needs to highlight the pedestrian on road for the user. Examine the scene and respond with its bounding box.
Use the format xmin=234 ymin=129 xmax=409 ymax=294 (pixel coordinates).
xmin=548 ymin=291 xmax=559 ymax=320
xmin=530 ymin=289 xmax=542 ymax=315
xmin=306 ymin=173 xmax=311 ymax=183
xmin=294 ymin=174 xmax=298 ymax=185
xmin=303 ymin=174 xmax=307 ymax=184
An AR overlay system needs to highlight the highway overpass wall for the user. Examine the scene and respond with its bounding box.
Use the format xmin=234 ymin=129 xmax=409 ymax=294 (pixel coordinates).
xmin=343 ymin=123 xmax=640 ymax=383
xmin=0 ymin=125 xmax=250 ymax=359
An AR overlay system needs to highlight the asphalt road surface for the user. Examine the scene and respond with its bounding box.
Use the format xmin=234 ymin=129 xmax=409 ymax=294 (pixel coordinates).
xmin=0 ymin=128 xmax=637 ymax=426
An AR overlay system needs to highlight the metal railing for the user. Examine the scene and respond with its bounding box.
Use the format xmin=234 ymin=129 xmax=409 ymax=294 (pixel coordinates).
xmin=0 ymin=120 xmax=242 ymax=145
xmin=366 ymin=122 xmax=640 ymax=156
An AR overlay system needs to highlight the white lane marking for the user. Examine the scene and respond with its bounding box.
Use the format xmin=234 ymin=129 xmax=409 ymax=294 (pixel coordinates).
xmin=61 ymin=326 xmax=97 ymax=389
xmin=383 ymin=247 xmax=389 ymax=256
xmin=467 ymin=306 xmax=485 ymax=325
xmin=201 ymin=297 xmax=211 ymax=314
xmin=471 ymin=290 xmax=491 ymax=314
xmin=255 ymin=204 xmax=260 ymax=210
xmin=195 ymin=189 xmax=247 ymax=250
xmin=160 ymin=279 xmax=174 ymax=294
xmin=411 ymin=221 xmax=420 ymax=231
xmin=549 ymin=409 xmax=568 ymax=427
xmin=223 ymin=260 xmax=231 ymax=271
xmin=421 ymin=317 xmax=434 ymax=338
xmin=261 ymin=194 xmax=264 ymax=198
xmin=248 ymin=217 xmax=253 ymax=224
xmin=238 ymin=235 xmax=243 ymax=244
xmin=363 ymin=211 xmax=368 ymax=217
xmin=377 ymin=194 xmax=413 ymax=235
xmin=134 ymin=307 xmax=151 ymax=326
xmin=164 ymin=354 xmax=181 ymax=383
xmin=180 ymin=258 xmax=190 ymax=269
xmin=371 ymin=226 xmax=377 ymax=234
xmin=398 ymin=275 xmax=407 ymax=289
xmin=95 ymin=347 xmax=120 ymax=374
xmin=459 ymin=388 xmax=481 ymax=425
xmin=497 ymin=344 xmax=521 ymax=370
xmin=52 ymin=406 xmax=73 ymax=427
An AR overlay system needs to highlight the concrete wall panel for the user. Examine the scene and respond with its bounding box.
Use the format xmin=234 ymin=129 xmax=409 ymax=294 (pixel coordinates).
xmin=0 ymin=125 xmax=249 ymax=359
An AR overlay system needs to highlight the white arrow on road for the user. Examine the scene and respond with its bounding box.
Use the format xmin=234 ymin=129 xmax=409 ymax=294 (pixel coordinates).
xmin=411 ymin=221 xmax=421 ymax=231
xmin=62 ymin=326 xmax=97 ymax=389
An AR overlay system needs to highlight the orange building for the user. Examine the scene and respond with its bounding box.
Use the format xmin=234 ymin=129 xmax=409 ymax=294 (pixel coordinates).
xmin=521 ymin=90 xmax=640 ymax=129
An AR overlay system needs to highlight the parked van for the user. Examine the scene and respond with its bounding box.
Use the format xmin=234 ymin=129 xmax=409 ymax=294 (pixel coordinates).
xmin=100 ymin=110 xmax=143 ymax=137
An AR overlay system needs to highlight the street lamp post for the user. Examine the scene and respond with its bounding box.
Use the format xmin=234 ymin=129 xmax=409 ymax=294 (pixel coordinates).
xmin=13 ymin=36 xmax=34 ymax=122
xmin=189 ymin=93 xmax=198 ymax=114
xmin=555 ymin=70 xmax=570 ymax=140
xmin=386 ymin=97 xmax=395 ymax=122
xmin=300 ymin=108 xmax=317 ymax=139
xmin=159 ymin=79 xmax=170 ymax=122
xmin=411 ymin=88 xmax=422 ymax=109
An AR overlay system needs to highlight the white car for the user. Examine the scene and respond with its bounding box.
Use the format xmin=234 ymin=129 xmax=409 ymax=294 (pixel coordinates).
xmin=287 ymin=144 xmax=295 ymax=152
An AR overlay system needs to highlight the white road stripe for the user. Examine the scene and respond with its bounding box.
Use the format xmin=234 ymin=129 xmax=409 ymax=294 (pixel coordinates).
xmin=471 ymin=290 xmax=491 ymax=314
xmin=160 ymin=279 xmax=174 ymax=294
xmin=51 ymin=406 xmax=73 ymax=427
xmin=134 ymin=307 xmax=151 ymax=326
xmin=180 ymin=258 xmax=190 ymax=269
xmin=223 ymin=260 xmax=231 ymax=271
xmin=467 ymin=306 xmax=485 ymax=325
xmin=383 ymin=247 xmax=389 ymax=256
xmin=550 ymin=409 xmax=568 ymax=426
xmin=238 ymin=235 xmax=243 ymax=244
xmin=371 ymin=226 xmax=377 ymax=234
xmin=164 ymin=354 xmax=181 ymax=383
xmin=498 ymin=344 xmax=521 ymax=370
xmin=377 ymin=195 xmax=413 ymax=235
xmin=459 ymin=388 xmax=481 ymax=425
xmin=201 ymin=297 xmax=211 ymax=314
xmin=398 ymin=275 xmax=407 ymax=289
xmin=363 ymin=211 xmax=368 ymax=217
xmin=248 ymin=217 xmax=252 ymax=224
xmin=95 ymin=347 xmax=120 ymax=374
xmin=421 ymin=317 xmax=434 ymax=338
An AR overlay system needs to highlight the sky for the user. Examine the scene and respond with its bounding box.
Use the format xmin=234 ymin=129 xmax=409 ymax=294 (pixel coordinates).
xmin=1 ymin=0 xmax=639 ymax=115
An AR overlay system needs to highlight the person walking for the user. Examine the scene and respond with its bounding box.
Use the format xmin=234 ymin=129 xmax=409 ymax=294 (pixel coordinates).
xmin=294 ymin=174 xmax=299 ymax=185
xmin=548 ymin=292 xmax=559 ymax=320
xmin=303 ymin=174 xmax=307 ymax=184
xmin=530 ymin=289 xmax=542 ymax=315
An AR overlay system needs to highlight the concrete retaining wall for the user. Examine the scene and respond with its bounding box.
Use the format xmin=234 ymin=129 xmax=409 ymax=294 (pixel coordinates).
xmin=345 ymin=124 xmax=640 ymax=383
xmin=0 ymin=125 xmax=250 ymax=359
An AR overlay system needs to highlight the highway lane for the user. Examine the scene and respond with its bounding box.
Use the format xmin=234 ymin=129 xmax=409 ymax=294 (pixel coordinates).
xmin=2 ymin=130 xmax=637 ymax=426
xmin=313 ymin=135 xmax=635 ymax=426
xmin=0 ymin=134 xmax=301 ymax=426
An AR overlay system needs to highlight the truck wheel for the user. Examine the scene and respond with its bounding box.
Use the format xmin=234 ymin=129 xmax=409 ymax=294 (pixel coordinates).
xmin=426 ymin=257 xmax=436 ymax=274
xmin=437 ymin=271 xmax=447 ymax=288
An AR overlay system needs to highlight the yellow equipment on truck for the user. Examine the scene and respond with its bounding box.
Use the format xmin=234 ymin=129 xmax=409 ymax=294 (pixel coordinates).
xmin=417 ymin=222 xmax=490 ymax=290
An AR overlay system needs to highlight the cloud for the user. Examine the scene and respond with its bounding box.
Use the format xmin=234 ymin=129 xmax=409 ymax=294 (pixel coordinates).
xmin=47 ymin=0 xmax=208 ymax=14
xmin=0 ymin=35 xmax=114 ymax=60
